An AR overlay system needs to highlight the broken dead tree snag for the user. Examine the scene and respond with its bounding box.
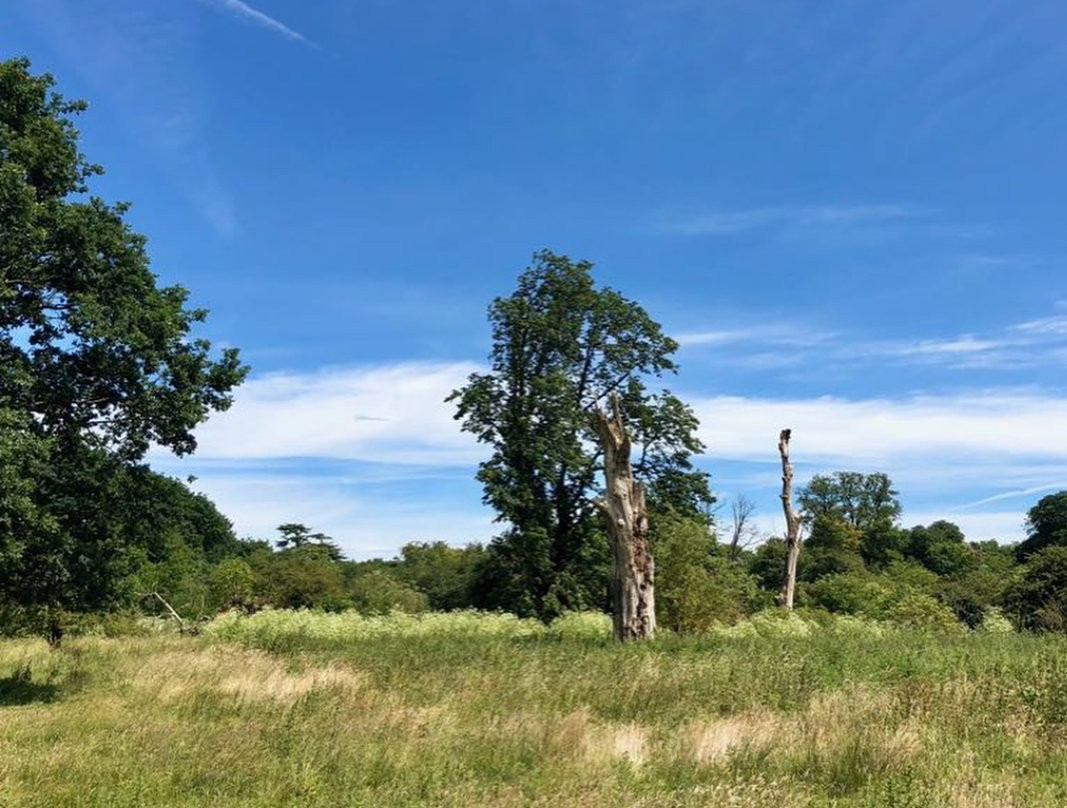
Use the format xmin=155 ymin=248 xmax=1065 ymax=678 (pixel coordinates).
xmin=777 ymin=428 xmax=804 ymax=610
xmin=594 ymin=395 xmax=656 ymax=642
xmin=142 ymin=591 xmax=188 ymax=633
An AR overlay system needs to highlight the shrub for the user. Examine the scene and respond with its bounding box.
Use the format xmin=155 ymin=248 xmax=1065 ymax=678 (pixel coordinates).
xmin=977 ymin=607 xmax=1014 ymax=634
xmin=882 ymin=592 xmax=963 ymax=633
xmin=804 ymin=572 xmax=882 ymax=615
xmin=350 ymin=569 xmax=429 ymax=615
xmin=1002 ymin=546 xmax=1067 ymax=631
xmin=709 ymin=610 xmax=818 ymax=639
xmin=208 ymin=558 xmax=256 ymax=611
xmin=548 ymin=611 xmax=611 ymax=641
xmin=204 ymin=608 xmax=547 ymax=650
xmin=654 ymin=512 xmax=761 ymax=632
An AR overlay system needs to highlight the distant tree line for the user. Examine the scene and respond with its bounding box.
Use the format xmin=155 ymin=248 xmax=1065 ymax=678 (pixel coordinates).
xmin=10 ymin=477 xmax=1057 ymax=638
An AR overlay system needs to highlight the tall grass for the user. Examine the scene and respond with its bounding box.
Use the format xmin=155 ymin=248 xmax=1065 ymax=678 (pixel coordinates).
xmin=2 ymin=612 xmax=1067 ymax=807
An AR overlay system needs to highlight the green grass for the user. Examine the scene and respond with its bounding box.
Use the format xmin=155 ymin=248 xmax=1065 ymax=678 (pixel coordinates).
xmin=2 ymin=612 xmax=1067 ymax=807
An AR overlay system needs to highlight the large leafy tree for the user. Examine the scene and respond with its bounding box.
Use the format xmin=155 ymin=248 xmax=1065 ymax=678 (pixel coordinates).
xmin=0 ymin=58 xmax=246 ymax=619
xmin=798 ymin=472 xmax=901 ymax=531
xmin=450 ymin=250 xmax=712 ymax=618
xmin=798 ymin=471 xmax=904 ymax=568
xmin=1 ymin=58 xmax=245 ymax=458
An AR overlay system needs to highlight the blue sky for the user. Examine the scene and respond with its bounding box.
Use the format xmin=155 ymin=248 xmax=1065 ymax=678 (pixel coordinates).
xmin=5 ymin=0 xmax=1067 ymax=555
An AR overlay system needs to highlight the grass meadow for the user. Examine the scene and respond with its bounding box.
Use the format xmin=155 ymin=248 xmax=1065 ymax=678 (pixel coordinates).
xmin=3 ymin=611 xmax=1067 ymax=807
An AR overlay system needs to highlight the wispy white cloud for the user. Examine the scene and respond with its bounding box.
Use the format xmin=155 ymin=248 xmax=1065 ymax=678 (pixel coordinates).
xmin=203 ymin=0 xmax=310 ymax=44
xmin=692 ymin=391 xmax=1067 ymax=464
xmin=144 ymin=359 xmax=1067 ymax=548
xmin=1012 ymin=315 xmax=1067 ymax=337
xmin=668 ymin=203 xmax=916 ymax=235
xmin=181 ymin=471 xmax=495 ymax=558
xmin=177 ymin=362 xmax=1067 ymax=476
xmin=678 ymin=306 xmax=1067 ymax=373
xmin=180 ymin=361 xmax=483 ymax=465
xmin=675 ymin=324 xmax=835 ymax=349
xmin=892 ymin=336 xmax=1002 ymax=356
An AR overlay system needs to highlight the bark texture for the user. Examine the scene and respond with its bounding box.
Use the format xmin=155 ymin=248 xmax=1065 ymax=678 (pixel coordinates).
xmin=776 ymin=428 xmax=803 ymax=610
xmin=594 ymin=396 xmax=656 ymax=641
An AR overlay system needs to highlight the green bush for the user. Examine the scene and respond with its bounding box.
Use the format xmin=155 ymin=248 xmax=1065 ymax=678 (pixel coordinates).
xmin=803 ymin=572 xmax=882 ymax=614
xmin=883 ymin=591 xmax=963 ymax=632
xmin=654 ymin=512 xmax=761 ymax=632
xmin=978 ymin=607 xmax=1014 ymax=634
xmin=208 ymin=558 xmax=256 ymax=611
xmin=1002 ymin=546 xmax=1067 ymax=631
xmin=350 ymin=569 xmax=429 ymax=614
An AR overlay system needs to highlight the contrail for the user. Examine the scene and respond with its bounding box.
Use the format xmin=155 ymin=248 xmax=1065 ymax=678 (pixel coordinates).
xmin=952 ymin=483 xmax=1064 ymax=512
xmin=206 ymin=0 xmax=309 ymax=44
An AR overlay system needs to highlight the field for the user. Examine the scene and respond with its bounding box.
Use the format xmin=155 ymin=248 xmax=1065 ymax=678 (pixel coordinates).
xmin=3 ymin=612 xmax=1067 ymax=807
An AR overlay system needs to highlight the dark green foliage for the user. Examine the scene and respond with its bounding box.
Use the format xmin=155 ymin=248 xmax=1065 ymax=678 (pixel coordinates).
xmin=797 ymin=471 xmax=904 ymax=569
xmin=274 ymin=523 xmax=344 ymax=561
xmin=801 ymin=567 xmax=961 ymax=631
xmin=1016 ymin=491 xmax=1067 ymax=561
xmin=936 ymin=540 xmax=1016 ymax=628
xmin=905 ymin=520 xmax=971 ymax=576
xmin=653 ymin=511 xmax=762 ymax=631
xmin=859 ymin=524 xmax=910 ymax=569
xmin=749 ymin=538 xmax=788 ymax=593
xmin=0 ymin=58 xmax=246 ymax=459
xmin=135 ymin=532 xmax=211 ymax=617
xmin=207 ymin=558 xmax=256 ymax=611
xmin=468 ymin=527 xmax=611 ymax=617
xmin=800 ymin=514 xmax=866 ymax=581
xmin=394 ymin=541 xmax=486 ymax=611
xmin=349 ymin=569 xmax=429 ymax=614
xmin=5 ymin=449 xmax=154 ymax=614
xmin=803 ymin=572 xmax=878 ymax=615
xmin=1003 ymin=546 xmax=1067 ymax=631
xmin=0 ymin=439 xmax=239 ymax=619
xmin=247 ymin=546 xmax=350 ymax=611
xmin=798 ymin=472 xmax=901 ymax=532
xmin=450 ymin=250 xmax=711 ymax=618
xmin=800 ymin=545 xmax=867 ymax=582
xmin=125 ymin=469 xmax=240 ymax=563
xmin=0 ymin=57 xmax=246 ymax=620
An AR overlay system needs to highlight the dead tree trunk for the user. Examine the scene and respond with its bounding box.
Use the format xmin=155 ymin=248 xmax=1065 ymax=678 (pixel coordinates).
xmin=594 ymin=395 xmax=655 ymax=641
xmin=776 ymin=428 xmax=803 ymax=610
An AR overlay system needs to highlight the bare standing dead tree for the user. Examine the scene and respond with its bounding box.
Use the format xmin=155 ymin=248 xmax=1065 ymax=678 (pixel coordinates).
xmin=594 ymin=394 xmax=656 ymax=641
xmin=728 ymin=494 xmax=758 ymax=558
xmin=776 ymin=429 xmax=804 ymax=610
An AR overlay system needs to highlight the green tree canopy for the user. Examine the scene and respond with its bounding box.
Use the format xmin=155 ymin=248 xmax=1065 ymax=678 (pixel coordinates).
xmin=1003 ymin=545 xmax=1067 ymax=631
xmin=0 ymin=58 xmax=246 ymax=460
xmin=797 ymin=471 xmax=904 ymax=568
xmin=450 ymin=250 xmax=712 ymax=617
xmin=798 ymin=472 xmax=901 ymax=532
xmin=1016 ymin=491 xmax=1067 ymax=561
xmin=0 ymin=57 xmax=246 ymax=620
xmin=905 ymin=520 xmax=971 ymax=577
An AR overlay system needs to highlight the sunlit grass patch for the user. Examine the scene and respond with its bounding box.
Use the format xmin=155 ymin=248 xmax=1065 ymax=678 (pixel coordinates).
xmin=2 ymin=618 xmax=1067 ymax=806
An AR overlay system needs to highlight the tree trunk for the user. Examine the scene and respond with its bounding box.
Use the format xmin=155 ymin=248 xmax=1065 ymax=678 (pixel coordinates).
xmin=776 ymin=428 xmax=803 ymax=610
xmin=594 ymin=395 xmax=655 ymax=641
